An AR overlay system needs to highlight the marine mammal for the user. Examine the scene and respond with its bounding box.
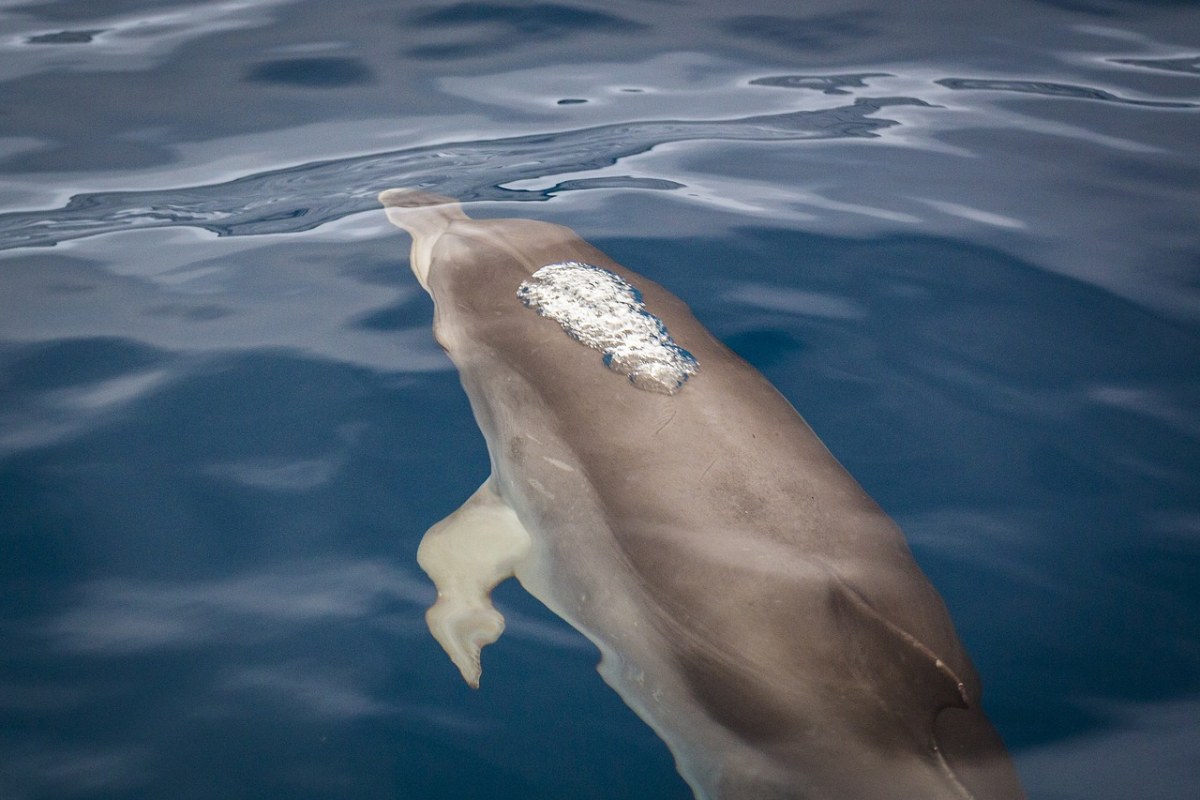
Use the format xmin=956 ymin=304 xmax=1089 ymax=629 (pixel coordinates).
xmin=380 ymin=189 xmax=1025 ymax=800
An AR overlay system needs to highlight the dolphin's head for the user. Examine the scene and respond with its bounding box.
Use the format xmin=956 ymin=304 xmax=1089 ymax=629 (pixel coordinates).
xmin=378 ymin=189 xmax=703 ymax=392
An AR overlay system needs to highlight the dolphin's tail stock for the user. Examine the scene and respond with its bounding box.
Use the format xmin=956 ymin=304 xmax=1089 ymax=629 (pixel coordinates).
xmin=378 ymin=188 xmax=470 ymax=289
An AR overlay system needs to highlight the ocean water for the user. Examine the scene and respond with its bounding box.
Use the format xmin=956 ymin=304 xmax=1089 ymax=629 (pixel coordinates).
xmin=1 ymin=1 xmax=1199 ymax=798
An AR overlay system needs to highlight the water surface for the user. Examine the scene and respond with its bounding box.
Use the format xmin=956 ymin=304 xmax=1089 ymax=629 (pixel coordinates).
xmin=1 ymin=1 xmax=1199 ymax=798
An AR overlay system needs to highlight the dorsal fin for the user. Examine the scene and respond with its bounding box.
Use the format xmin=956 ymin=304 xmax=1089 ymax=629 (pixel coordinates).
xmin=829 ymin=572 xmax=971 ymax=711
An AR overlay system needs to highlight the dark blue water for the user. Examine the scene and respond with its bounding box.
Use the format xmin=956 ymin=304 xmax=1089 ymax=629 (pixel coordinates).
xmin=2 ymin=1 xmax=1199 ymax=798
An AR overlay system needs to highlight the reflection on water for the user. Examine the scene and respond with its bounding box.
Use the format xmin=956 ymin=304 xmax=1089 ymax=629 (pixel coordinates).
xmin=1 ymin=0 xmax=1199 ymax=798
xmin=0 ymin=97 xmax=924 ymax=248
xmin=933 ymin=77 xmax=1197 ymax=107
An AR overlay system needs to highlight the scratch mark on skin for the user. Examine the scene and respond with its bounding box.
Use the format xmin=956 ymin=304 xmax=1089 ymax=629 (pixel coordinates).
xmin=700 ymin=457 xmax=718 ymax=482
xmin=654 ymin=409 xmax=677 ymax=437
xmin=543 ymin=456 xmax=576 ymax=472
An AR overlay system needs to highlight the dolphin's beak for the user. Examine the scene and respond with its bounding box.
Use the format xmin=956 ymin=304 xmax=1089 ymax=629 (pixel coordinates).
xmin=377 ymin=188 xmax=460 ymax=210
xmin=378 ymin=188 xmax=470 ymax=292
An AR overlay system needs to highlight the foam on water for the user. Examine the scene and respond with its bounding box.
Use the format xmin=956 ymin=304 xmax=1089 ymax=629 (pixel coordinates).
xmin=517 ymin=261 xmax=698 ymax=395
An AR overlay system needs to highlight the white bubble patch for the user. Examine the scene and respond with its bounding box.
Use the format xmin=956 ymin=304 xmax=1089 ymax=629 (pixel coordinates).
xmin=517 ymin=261 xmax=699 ymax=394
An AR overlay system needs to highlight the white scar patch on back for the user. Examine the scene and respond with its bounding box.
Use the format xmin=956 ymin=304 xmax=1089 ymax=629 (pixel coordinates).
xmin=517 ymin=261 xmax=699 ymax=395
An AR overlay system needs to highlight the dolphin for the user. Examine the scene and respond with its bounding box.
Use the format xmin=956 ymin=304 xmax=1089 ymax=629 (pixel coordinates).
xmin=379 ymin=189 xmax=1025 ymax=800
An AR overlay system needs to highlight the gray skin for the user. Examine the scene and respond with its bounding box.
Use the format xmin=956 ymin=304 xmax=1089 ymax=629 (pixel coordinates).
xmin=381 ymin=190 xmax=1025 ymax=800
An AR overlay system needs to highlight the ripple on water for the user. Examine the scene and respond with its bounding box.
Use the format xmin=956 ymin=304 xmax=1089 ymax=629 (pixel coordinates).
xmin=0 ymin=98 xmax=920 ymax=250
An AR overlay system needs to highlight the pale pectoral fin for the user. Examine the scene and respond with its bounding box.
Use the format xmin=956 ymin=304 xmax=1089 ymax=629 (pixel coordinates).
xmin=416 ymin=478 xmax=532 ymax=688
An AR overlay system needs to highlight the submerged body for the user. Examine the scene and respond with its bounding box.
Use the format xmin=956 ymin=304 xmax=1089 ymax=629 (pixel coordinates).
xmin=380 ymin=190 xmax=1024 ymax=800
